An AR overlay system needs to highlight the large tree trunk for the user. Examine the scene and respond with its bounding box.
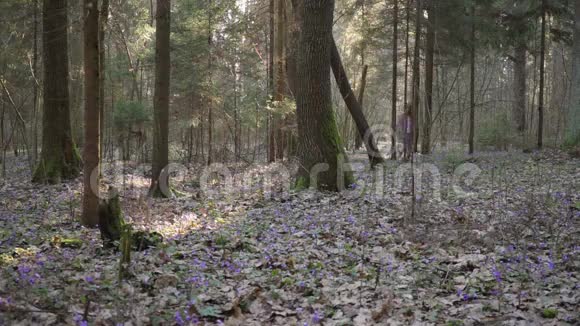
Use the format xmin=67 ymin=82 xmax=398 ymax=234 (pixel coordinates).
xmin=537 ymin=0 xmax=545 ymax=149
xmin=149 ymin=0 xmax=171 ymax=197
xmin=330 ymin=38 xmax=384 ymax=166
xmin=391 ymin=0 xmax=398 ymax=160
xmin=422 ymin=2 xmax=434 ymax=154
xmin=33 ymin=0 xmax=81 ymax=184
xmin=295 ymin=0 xmax=352 ymax=191
xmin=82 ymin=0 xmax=101 ymax=226
xmin=566 ymin=0 xmax=580 ymax=145
xmin=468 ymin=3 xmax=475 ymax=154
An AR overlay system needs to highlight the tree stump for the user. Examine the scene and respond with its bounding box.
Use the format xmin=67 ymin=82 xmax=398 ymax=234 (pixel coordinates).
xmin=98 ymin=187 xmax=163 ymax=250
xmin=98 ymin=188 xmax=124 ymax=248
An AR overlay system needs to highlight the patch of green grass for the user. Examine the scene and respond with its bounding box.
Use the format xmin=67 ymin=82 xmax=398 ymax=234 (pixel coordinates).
xmin=446 ymin=320 xmax=463 ymax=326
xmin=214 ymin=233 xmax=230 ymax=247
xmin=541 ymin=308 xmax=557 ymax=319
xmin=443 ymin=150 xmax=467 ymax=171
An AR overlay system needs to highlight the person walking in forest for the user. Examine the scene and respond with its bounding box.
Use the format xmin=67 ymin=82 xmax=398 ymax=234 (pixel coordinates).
xmin=397 ymin=105 xmax=413 ymax=161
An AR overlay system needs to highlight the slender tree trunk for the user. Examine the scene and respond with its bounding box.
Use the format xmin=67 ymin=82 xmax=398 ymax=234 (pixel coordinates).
xmin=403 ymin=0 xmax=410 ymax=110
xmin=108 ymin=45 xmax=115 ymax=159
xmin=82 ymin=0 xmax=100 ymax=226
xmin=330 ymin=38 xmax=385 ymax=166
xmin=354 ymin=0 xmax=368 ymax=151
xmin=422 ymin=2 xmax=434 ymax=154
xmin=274 ymin=0 xmax=286 ymax=161
xmin=149 ymin=0 xmax=171 ymax=197
xmin=32 ymin=0 xmax=39 ymax=164
xmin=411 ymin=0 xmax=421 ymax=152
xmin=33 ymin=0 xmax=81 ymax=184
xmin=295 ymin=0 xmax=353 ymax=191
xmin=268 ymin=0 xmax=276 ymax=162
xmin=207 ymin=0 xmax=214 ymax=165
xmin=233 ymin=61 xmax=240 ymax=161
xmin=391 ymin=0 xmax=399 ymax=159
xmin=99 ymin=0 xmax=109 ymax=161
xmin=566 ymin=0 xmax=580 ymax=145
xmin=514 ymin=39 xmax=527 ymax=133
xmin=537 ymin=0 xmax=545 ymax=149
xmin=468 ymin=4 xmax=475 ymax=154
xmin=357 ymin=65 xmax=369 ymax=121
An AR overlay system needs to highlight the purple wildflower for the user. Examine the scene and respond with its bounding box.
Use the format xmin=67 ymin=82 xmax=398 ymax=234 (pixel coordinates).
xmin=491 ymin=266 xmax=502 ymax=283
xmin=312 ymin=310 xmax=323 ymax=324
xmin=175 ymin=311 xmax=185 ymax=326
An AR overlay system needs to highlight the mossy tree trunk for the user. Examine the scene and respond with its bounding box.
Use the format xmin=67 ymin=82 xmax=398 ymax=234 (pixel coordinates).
xmin=295 ymin=0 xmax=353 ymax=191
xmin=149 ymin=0 xmax=171 ymax=197
xmin=33 ymin=0 xmax=81 ymax=184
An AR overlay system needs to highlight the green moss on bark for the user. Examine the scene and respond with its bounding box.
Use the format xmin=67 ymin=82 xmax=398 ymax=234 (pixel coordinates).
xmin=98 ymin=193 xmax=125 ymax=248
xmin=32 ymin=145 xmax=81 ymax=184
xmin=321 ymin=109 xmax=354 ymax=189
xmin=294 ymin=176 xmax=309 ymax=190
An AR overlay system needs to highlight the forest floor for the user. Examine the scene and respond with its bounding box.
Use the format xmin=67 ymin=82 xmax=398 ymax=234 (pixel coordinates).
xmin=0 ymin=148 xmax=578 ymax=325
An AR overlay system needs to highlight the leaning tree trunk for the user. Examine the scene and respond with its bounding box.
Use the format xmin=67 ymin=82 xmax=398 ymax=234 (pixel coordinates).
xmin=82 ymin=0 xmax=101 ymax=227
xmin=295 ymin=0 xmax=353 ymax=191
xmin=149 ymin=0 xmax=171 ymax=197
xmin=33 ymin=0 xmax=81 ymax=184
xmin=566 ymin=0 xmax=580 ymax=145
xmin=330 ymin=38 xmax=385 ymax=167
